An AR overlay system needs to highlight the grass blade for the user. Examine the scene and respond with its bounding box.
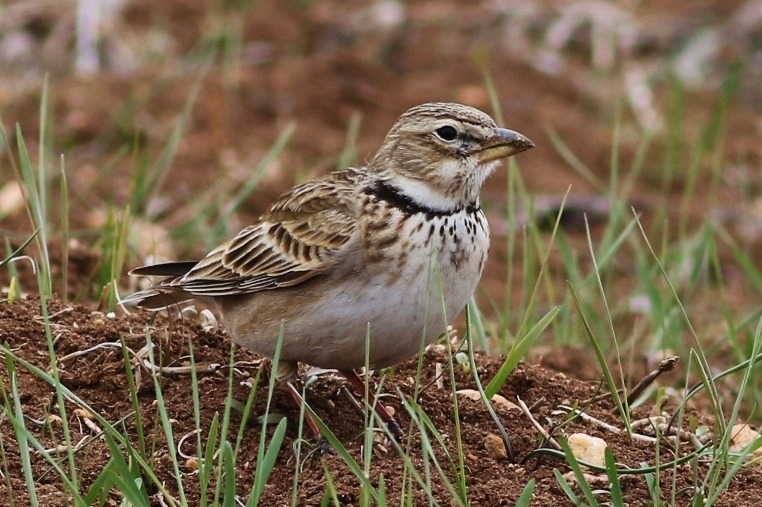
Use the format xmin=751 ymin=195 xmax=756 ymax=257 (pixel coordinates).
xmin=222 ymin=442 xmax=237 ymax=507
xmin=604 ymin=447 xmax=623 ymax=506
xmin=486 ymin=305 xmax=559 ymax=398
xmin=567 ymin=282 xmax=628 ymax=431
xmin=559 ymin=437 xmax=599 ymax=507
xmin=5 ymin=354 xmax=39 ymax=507
xmin=247 ymin=417 xmax=287 ymax=506
xmin=515 ymin=479 xmax=536 ymax=507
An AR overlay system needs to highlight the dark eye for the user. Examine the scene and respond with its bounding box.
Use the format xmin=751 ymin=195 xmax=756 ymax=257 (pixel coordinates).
xmin=435 ymin=125 xmax=458 ymax=142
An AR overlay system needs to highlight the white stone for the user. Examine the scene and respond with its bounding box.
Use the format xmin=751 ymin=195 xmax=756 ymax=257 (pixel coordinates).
xmin=567 ymin=433 xmax=608 ymax=468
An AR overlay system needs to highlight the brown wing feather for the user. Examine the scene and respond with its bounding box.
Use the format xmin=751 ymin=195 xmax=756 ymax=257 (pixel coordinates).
xmin=170 ymin=168 xmax=361 ymax=296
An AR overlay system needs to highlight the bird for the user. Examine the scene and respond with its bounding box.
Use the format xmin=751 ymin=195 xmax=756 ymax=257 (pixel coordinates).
xmin=126 ymin=102 xmax=533 ymax=440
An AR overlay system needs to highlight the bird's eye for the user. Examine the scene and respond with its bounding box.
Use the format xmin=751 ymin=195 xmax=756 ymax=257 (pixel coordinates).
xmin=435 ymin=125 xmax=458 ymax=142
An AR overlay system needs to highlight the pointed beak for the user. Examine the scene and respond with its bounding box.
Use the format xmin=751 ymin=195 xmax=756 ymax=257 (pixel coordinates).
xmin=474 ymin=128 xmax=534 ymax=163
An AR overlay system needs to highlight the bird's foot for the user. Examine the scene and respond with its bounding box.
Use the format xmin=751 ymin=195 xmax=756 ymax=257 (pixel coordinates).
xmin=385 ymin=416 xmax=403 ymax=443
xmin=317 ymin=436 xmax=335 ymax=456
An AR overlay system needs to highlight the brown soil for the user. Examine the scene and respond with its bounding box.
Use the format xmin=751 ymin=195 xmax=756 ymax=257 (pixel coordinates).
xmin=1 ymin=295 xmax=760 ymax=506
xmin=2 ymin=0 xmax=762 ymax=505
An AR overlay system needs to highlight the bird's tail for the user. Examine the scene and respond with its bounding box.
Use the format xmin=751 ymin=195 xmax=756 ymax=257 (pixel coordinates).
xmin=121 ymin=288 xmax=197 ymax=310
xmin=129 ymin=261 xmax=199 ymax=277
xmin=123 ymin=261 xmax=200 ymax=310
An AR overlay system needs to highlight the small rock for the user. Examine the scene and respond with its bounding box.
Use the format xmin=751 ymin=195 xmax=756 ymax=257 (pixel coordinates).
xmin=73 ymin=408 xmax=94 ymax=420
xmin=185 ymin=458 xmax=199 ymax=472
xmin=562 ymin=470 xmax=609 ymax=486
xmin=455 ymin=390 xmax=520 ymax=411
xmin=491 ymin=394 xmax=520 ymax=412
xmin=484 ymin=434 xmax=507 ymax=460
xmin=730 ymin=424 xmax=762 ymax=458
xmin=456 ymin=389 xmax=480 ymax=401
xmin=567 ymin=433 xmax=608 ymax=468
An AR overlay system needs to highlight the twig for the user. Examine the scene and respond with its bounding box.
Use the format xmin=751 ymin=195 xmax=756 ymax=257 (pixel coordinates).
xmin=435 ymin=363 xmax=444 ymax=389
xmin=555 ymin=405 xmax=658 ymax=443
xmin=34 ymin=307 xmax=74 ymax=320
xmin=625 ymin=356 xmax=680 ymax=407
xmin=631 ymin=415 xmax=666 ymax=430
xmin=40 ymin=435 xmax=90 ymax=455
xmin=57 ymin=339 xmax=221 ymax=376
xmin=177 ymin=429 xmax=202 ymax=460
xmin=57 ymin=342 xmax=124 ymax=363
xmin=517 ymin=395 xmax=561 ymax=450
xmin=557 ymin=404 xmax=621 ymax=432
xmin=140 ymin=360 xmax=221 ymax=376
xmin=631 ymin=416 xmax=703 ymax=448
xmin=341 ymin=385 xmax=365 ymax=417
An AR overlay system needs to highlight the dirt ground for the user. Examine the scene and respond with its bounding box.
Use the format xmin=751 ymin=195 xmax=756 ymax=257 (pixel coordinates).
xmin=2 ymin=295 xmax=761 ymax=506
xmin=2 ymin=0 xmax=762 ymax=505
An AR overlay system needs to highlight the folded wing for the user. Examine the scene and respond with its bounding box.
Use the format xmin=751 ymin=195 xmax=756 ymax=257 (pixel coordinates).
xmin=130 ymin=169 xmax=360 ymax=303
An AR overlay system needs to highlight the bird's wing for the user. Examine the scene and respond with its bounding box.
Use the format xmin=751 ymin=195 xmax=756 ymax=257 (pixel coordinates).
xmin=168 ymin=169 xmax=361 ymax=297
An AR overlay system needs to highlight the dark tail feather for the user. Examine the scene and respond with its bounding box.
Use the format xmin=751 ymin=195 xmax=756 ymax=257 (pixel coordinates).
xmin=127 ymin=261 xmax=203 ymax=310
xmin=130 ymin=261 xmax=199 ymax=277
xmin=121 ymin=288 xmax=196 ymax=310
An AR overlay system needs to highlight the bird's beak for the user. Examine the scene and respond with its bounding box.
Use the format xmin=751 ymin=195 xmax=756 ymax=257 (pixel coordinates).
xmin=474 ymin=128 xmax=534 ymax=163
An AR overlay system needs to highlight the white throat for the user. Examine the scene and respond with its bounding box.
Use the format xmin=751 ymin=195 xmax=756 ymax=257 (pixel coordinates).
xmin=387 ymin=174 xmax=462 ymax=212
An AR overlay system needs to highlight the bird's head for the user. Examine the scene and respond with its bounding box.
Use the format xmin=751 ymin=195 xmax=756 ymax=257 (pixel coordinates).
xmin=370 ymin=102 xmax=534 ymax=211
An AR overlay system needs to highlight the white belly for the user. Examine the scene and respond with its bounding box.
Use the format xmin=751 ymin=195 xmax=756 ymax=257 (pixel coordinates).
xmin=219 ymin=210 xmax=490 ymax=370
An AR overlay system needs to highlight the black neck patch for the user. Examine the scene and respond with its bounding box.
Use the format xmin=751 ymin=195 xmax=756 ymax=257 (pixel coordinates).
xmin=366 ymin=180 xmax=479 ymax=218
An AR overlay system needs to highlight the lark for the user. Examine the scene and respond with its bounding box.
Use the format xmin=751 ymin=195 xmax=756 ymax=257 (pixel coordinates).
xmin=127 ymin=102 xmax=533 ymax=439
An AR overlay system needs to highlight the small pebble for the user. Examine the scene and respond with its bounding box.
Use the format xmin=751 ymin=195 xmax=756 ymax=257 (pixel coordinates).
xmin=455 ymin=390 xmax=520 ymax=411
xmin=484 ymin=434 xmax=507 ymax=460
xmin=730 ymin=424 xmax=762 ymax=459
xmin=567 ymin=433 xmax=608 ymax=468
xmin=491 ymin=394 xmax=520 ymax=412
xmin=186 ymin=458 xmax=199 ymax=471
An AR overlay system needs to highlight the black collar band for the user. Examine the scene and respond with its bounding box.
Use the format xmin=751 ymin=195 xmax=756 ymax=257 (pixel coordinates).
xmin=366 ymin=180 xmax=479 ymax=218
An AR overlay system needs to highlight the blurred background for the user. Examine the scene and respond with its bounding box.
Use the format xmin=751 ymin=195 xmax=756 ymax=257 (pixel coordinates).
xmin=1 ymin=0 xmax=762 ymax=377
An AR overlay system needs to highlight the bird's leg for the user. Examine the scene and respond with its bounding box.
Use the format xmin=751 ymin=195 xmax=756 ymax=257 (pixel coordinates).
xmin=276 ymin=362 xmax=322 ymax=440
xmin=286 ymin=381 xmax=334 ymax=455
xmin=339 ymin=368 xmax=403 ymax=441
xmin=286 ymin=382 xmax=321 ymax=437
